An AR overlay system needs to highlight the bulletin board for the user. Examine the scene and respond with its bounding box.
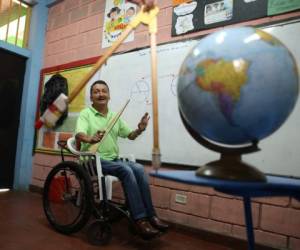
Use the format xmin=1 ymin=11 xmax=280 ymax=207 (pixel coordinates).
xmin=171 ymin=0 xmax=300 ymax=36
xmin=35 ymin=57 xmax=101 ymax=153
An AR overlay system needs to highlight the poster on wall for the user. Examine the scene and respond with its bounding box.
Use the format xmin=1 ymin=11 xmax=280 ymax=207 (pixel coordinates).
xmin=171 ymin=0 xmax=268 ymax=36
xmin=204 ymin=0 xmax=233 ymax=25
xmin=35 ymin=59 xmax=101 ymax=153
xmin=102 ymin=0 xmax=137 ymax=48
xmin=268 ymin=0 xmax=300 ymax=16
xmin=172 ymin=0 xmax=199 ymax=35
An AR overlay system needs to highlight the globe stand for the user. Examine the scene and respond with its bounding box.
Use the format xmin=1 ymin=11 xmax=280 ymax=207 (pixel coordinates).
xmin=180 ymin=110 xmax=267 ymax=182
xmin=196 ymin=154 xmax=266 ymax=182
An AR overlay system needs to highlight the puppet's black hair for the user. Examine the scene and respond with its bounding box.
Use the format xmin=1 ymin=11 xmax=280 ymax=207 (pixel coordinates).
xmin=40 ymin=74 xmax=68 ymax=127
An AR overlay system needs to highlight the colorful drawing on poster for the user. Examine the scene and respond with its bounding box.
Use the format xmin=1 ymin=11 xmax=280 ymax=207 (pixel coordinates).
xmin=173 ymin=1 xmax=197 ymax=35
xmin=102 ymin=0 xmax=137 ymax=48
xmin=36 ymin=64 xmax=95 ymax=153
xmin=204 ymin=0 xmax=233 ymax=25
xmin=268 ymin=0 xmax=300 ymax=16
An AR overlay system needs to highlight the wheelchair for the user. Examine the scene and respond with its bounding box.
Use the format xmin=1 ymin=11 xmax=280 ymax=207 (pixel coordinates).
xmin=42 ymin=137 xmax=135 ymax=245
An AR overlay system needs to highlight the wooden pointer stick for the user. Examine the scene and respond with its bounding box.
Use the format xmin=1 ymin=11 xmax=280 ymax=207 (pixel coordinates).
xmin=89 ymin=99 xmax=130 ymax=153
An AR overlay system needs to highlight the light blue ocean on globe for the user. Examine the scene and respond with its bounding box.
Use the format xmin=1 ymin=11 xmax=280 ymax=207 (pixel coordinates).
xmin=177 ymin=26 xmax=299 ymax=146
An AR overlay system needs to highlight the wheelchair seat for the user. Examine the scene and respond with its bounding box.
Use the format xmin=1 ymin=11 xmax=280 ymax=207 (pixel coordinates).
xmin=66 ymin=137 xmax=118 ymax=201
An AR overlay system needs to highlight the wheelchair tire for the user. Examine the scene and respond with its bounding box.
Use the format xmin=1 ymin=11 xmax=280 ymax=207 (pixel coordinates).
xmin=87 ymin=220 xmax=112 ymax=245
xmin=43 ymin=161 xmax=93 ymax=234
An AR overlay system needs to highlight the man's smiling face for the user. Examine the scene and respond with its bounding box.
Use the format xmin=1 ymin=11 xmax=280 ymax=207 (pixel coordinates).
xmin=90 ymin=83 xmax=110 ymax=106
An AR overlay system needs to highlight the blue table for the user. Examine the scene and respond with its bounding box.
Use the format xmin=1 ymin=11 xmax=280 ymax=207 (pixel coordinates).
xmin=150 ymin=170 xmax=300 ymax=250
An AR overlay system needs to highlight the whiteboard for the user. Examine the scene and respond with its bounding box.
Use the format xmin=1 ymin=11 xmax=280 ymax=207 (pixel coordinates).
xmin=100 ymin=20 xmax=300 ymax=177
xmin=244 ymin=21 xmax=300 ymax=177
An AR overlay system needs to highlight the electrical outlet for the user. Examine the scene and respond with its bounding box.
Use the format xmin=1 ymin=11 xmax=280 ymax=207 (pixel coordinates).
xmin=175 ymin=193 xmax=187 ymax=204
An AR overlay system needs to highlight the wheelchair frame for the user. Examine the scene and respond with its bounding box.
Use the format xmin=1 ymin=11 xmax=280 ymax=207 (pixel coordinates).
xmin=42 ymin=138 xmax=135 ymax=245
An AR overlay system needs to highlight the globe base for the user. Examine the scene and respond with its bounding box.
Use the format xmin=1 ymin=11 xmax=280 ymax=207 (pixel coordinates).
xmin=196 ymin=154 xmax=266 ymax=182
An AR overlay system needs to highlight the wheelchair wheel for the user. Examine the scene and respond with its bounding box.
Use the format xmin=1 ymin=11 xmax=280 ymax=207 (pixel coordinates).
xmin=43 ymin=161 xmax=93 ymax=234
xmin=87 ymin=220 xmax=112 ymax=245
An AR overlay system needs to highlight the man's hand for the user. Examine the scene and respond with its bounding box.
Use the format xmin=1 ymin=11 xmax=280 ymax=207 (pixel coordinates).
xmin=90 ymin=130 xmax=105 ymax=144
xmin=75 ymin=131 xmax=105 ymax=149
xmin=128 ymin=0 xmax=156 ymax=12
xmin=138 ymin=112 xmax=150 ymax=132
xmin=128 ymin=113 xmax=150 ymax=140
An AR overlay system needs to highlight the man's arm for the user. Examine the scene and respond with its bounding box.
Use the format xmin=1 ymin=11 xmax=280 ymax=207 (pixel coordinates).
xmin=75 ymin=109 xmax=106 ymax=149
xmin=75 ymin=131 xmax=105 ymax=149
xmin=128 ymin=112 xmax=150 ymax=140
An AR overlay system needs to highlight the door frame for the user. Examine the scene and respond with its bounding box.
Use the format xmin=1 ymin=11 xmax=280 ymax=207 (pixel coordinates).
xmin=0 ymin=1 xmax=50 ymax=190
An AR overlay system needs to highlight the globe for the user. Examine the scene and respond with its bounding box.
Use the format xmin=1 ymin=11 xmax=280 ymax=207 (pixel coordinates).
xmin=177 ymin=27 xmax=299 ymax=181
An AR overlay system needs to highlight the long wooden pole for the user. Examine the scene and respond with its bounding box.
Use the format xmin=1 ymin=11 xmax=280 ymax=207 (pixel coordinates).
xmin=68 ymin=7 xmax=159 ymax=103
xmin=148 ymin=11 xmax=160 ymax=169
xmin=68 ymin=27 xmax=133 ymax=103
xmin=37 ymin=7 xmax=159 ymax=126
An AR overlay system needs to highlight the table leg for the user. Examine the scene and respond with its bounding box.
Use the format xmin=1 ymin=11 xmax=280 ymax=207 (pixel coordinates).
xmin=243 ymin=196 xmax=255 ymax=250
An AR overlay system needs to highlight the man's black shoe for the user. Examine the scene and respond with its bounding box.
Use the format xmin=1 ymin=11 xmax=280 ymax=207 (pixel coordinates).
xmin=135 ymin=219 xmax=160 ymax=240
xmin=149 ymin=216 xmax=169 ymax=231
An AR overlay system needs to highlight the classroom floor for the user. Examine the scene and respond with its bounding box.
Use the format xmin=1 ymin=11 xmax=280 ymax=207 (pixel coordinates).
xmin=0 ymin=191 xmax=276 ymax=250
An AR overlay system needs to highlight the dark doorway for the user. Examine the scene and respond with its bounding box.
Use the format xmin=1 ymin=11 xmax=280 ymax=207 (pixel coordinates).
xmin=0 ymin=48 xmax=26 ymax=188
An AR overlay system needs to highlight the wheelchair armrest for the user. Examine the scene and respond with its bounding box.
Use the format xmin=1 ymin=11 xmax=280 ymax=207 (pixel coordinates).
xmin=67 ymin=137 xmax=96 ymax=157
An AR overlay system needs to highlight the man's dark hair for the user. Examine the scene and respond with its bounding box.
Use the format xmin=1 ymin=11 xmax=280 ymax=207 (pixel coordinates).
xmin=90 ymin=80 xmax=109 ymax=96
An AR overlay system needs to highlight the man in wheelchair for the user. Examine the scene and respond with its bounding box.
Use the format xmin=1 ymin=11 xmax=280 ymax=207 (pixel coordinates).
xmin=75 ymin=80 xmax=168 ymax=240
